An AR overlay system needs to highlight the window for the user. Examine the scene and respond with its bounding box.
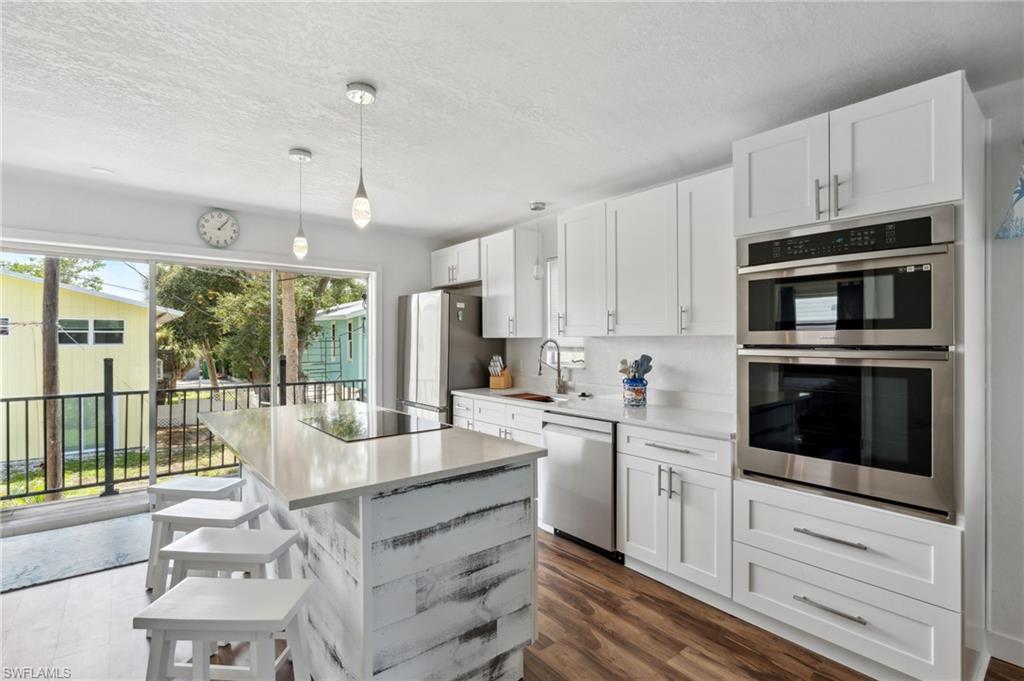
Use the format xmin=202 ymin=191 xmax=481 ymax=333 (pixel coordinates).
xmin=545 ymin=258 xmax=585 ymax=366
xmin=57 ymin=319 xmax=90 ymax=345
xmin=346 ymin=321 xmax=354 ymax=362
xmin=57 ymin=319 xmax=124 ymax=345
xmin=331 ymin=322 xmax=338 ymax=359
xmin=93 ymin=319 xmax=125 ymax=344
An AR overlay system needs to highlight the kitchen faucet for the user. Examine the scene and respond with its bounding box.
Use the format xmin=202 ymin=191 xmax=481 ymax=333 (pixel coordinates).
xmin=538 ymin=339 xmax=569 ymax=394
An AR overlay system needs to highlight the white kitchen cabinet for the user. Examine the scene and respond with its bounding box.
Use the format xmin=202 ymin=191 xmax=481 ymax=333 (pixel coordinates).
xmin=666 ymin=466 xmax=731 ymax=596
xmin=607 ymin=184 xmax=679 ymax=336
xmin=453 ymin=415 xmax=473 ymax=430
xmin=430 ymin=238 xmax=480 ymax=288
xmin=557 ymin=203 xmax=609 ymax=337
xmin=733 ymin=543 xmax=961 ymax=680
xmin=480 ymin=229 xmax=543 ymax=338
xmin=616 ymin=453 xmax=668 ymax=567
xmin=733 ymin=71 xmax=969 ymax=236
xmin=733 ymin=113 xmax=830 ymax=236
xmin=617 ymin=448 xmax=732 ymax=597
xmin=829 ymin=71 xmax=963 ymax=220
xmin=678 ymin=168 xmax=735 ymax=335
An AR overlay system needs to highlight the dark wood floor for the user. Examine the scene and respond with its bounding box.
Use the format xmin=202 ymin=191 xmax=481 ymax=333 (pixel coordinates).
xmin=2 ymin=531 xmax=1021 ymax=680
xmin=526 ymin=530 xmax=1024 ymax=681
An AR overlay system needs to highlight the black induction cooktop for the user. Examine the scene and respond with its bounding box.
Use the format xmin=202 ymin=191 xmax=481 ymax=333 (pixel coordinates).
xmin=300 ymin=404 xmax=450 ymax=443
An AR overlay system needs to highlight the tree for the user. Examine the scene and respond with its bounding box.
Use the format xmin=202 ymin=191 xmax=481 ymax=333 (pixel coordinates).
xmin=155 ymin=265 xmax=245 ymax=389
xmin=280 ymin=274 xmax=300 ymax=395
xmin=41 ymin=257 xmax=62 ymax=501
xmin=1 ymin=256 xmax=104 ymax=290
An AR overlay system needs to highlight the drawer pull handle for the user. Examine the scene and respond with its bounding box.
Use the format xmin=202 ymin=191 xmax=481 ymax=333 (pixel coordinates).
xmin=657 ymin=465 xmax=665 ymax=497
xmin=793 ymin=595 xmax=868 ymax=626
xmin=667 ymin=466 xmax=677 ymax=498
xmin=793 ymin=527 xmax=868 ymax=551
xmin=645 ymin=442 xmax=695 ymax=455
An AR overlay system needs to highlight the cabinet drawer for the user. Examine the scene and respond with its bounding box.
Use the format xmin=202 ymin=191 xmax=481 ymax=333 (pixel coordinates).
xmin=733 ymin=480 xmax=961 ymax=611
xmin=733 ymin=543 xmax=960 ymax=680
xmin=474 ymin=399 xmax=509 ymax=426
xmin=508 ymin=406 xmax=543 ymax=434
xmin=452 ymin=416 xmax=473 ymax=430
xmin=473 ymin=421 xmax=503 ymax=438
xmin=452 ymin=396 xmax=474 ymax=418
xmin=509 ymin=428 xmax=543 ymax=448
xmin=618 ymin=425 xmax=732 ymax=476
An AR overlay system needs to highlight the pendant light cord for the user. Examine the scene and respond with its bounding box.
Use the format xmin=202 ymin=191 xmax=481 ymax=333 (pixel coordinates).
xmin=359 ymin=102 xmax=364 ymax=171
xmin=298 ymin=158 xmax=304 ymax=227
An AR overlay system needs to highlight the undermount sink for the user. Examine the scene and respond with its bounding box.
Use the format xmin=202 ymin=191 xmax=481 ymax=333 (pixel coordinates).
xmin=505 ymin=392 xmax=557 ymax=403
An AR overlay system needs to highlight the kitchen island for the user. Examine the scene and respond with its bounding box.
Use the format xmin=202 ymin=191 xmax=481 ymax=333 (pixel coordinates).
xmin=200 ymin=401 xmax=546 ymax=681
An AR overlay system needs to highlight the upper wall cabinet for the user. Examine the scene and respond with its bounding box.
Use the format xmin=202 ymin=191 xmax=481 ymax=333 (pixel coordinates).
xmin=829 ymin=73 xmax=963 ymax=220
xmin=733 ymin=71 xmax=966 ymax=236
xmin=557 ymin=203 xmax=610 ymax=337
xmin=480 ymin=229 xmax=543 ymax=339
xmin=733 ymin=113 xmax=830 ymax=237
xmin=430 ymin=238 xmax=480 ymax=288
xmin=679 ymin=168 xmax=735 ymax=336
xmin=607 ymin=184 xmax=679 ymax=336
xmin=557 ymin=169 xmax=736 ymax=338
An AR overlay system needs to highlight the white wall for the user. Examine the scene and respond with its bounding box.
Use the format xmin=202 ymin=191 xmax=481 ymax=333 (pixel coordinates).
xmin=0 ymin=167 xmax=441 ymax=408
xmin=977 ymin=78 xmax=1024 ymax=666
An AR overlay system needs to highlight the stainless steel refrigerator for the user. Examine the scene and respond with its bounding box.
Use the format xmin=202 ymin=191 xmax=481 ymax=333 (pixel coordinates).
xmin=396 ymin=291 xmax=505 ymax=421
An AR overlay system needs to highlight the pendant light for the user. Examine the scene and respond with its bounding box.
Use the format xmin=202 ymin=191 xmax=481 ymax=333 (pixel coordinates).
xmin=530 ymin=201 xmax=546 ymax=280
xmin=347 ymin=82 xmax=376 ymax=229
xmin=289 ymin=147 xmax=312 ymax=259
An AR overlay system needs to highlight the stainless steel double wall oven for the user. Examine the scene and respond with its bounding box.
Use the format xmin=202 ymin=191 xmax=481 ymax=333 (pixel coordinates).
xmin=736 ymin=205 xmax=957 ymax=518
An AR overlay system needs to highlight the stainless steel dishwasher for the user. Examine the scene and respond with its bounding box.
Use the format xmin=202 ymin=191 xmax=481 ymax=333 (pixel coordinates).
xmin=541 ymin=411 xmax=621 ymax=561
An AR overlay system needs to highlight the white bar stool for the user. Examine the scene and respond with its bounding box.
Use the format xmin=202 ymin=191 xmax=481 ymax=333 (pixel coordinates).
xmin=161 ymin=527 xmax=300 ymax=589
xmin=146 ymin=477 xmax=246 ymax=590
xmin=149 ymin=499 xmax=268 ymax=596
xmin=134 ymin=576 xmax=312 ymax=681
xmin=150 ymin=476 xmax=246 ymax=510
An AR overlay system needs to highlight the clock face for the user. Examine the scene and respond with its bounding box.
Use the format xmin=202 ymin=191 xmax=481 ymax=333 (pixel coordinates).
xmin=197 ymin=210 xmax=240 ymax=248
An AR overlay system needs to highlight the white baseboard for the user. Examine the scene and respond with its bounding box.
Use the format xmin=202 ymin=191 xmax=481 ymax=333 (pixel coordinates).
xmin=626 ymin=558 xmax=920 ymax=681
xmin=988 ymin=629 xmax=1024 ymax=668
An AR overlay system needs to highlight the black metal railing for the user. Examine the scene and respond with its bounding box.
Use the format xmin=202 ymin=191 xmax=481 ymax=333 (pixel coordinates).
xmin=1 ymin=358 xmax=366 ymax=505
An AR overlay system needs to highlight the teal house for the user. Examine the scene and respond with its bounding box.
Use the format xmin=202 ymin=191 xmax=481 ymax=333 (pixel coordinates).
xmin=301 ymin=300 xmax=367 ymax=384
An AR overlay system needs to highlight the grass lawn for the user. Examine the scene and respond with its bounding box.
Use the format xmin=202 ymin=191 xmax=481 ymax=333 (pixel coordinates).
xmin=1 ymin=440 xmax=238 ymax=508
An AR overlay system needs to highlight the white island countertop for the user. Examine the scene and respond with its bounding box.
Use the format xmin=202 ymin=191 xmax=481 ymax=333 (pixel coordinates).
xmin=451 ymin=387 xmax=736 ymax=441
xmin=200 ymin=401 xmax=546 ymax=510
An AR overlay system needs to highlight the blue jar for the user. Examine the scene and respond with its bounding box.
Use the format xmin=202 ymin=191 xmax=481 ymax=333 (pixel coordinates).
xmin=623 ymin=377 xmax=648 ymax=407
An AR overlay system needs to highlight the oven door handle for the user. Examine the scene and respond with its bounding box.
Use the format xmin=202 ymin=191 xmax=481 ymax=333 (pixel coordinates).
xmin=737 ymin=348 xmax=950 ymax=361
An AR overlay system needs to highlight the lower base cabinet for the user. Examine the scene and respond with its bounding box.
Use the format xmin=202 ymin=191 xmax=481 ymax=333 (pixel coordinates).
xmin=733 ymin=542 xmax=961 ymax=680
xmin=617 ymin=453 xmax=731 ymax=597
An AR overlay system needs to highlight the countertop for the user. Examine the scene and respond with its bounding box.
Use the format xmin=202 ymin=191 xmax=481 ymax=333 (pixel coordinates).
xmin=200 ymin=402 xmax=546 ymax=510
xmin=451 ymin=388 xmax=736 ymax=441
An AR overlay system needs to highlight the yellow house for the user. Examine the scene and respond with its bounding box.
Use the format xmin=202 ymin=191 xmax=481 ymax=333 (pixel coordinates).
xmin=0 ymin=269 xmax=179 ymax=458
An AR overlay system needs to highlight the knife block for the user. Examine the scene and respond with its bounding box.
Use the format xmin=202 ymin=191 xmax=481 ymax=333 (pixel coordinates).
xmin=489 ymin=368 xmax=513 ymax=390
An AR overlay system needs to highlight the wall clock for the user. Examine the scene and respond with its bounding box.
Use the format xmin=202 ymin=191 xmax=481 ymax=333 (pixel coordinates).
xmin=197 ymin=209 xmax=240 ymax=248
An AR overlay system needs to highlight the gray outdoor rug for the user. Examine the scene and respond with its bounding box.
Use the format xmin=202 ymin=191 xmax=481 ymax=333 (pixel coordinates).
xmin=1 ymin=512 xmax=151 ymax=592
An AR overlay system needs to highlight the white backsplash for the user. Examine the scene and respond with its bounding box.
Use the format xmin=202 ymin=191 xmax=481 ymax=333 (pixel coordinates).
xmin=506 ymin=335 xmax=736 ymax=414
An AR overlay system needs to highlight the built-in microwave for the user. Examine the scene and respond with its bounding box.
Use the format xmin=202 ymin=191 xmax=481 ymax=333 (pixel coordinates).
xmin=737 ymin=205 xmax=955 ymax=348
xmin=737 ymin=348 xmax=955 ymax=518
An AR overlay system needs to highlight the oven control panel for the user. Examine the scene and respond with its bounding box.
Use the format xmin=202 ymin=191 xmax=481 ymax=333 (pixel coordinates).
xmin=747 ymin=216 xmax=935 ymax=267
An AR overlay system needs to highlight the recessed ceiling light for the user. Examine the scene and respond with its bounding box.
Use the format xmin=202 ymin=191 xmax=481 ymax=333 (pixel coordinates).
xmin=89 ymin=167 xmax=115 ymax=175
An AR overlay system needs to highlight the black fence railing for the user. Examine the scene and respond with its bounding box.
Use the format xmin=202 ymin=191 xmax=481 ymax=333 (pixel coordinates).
xmin=1 ymin=359 xmax=366 ymax=505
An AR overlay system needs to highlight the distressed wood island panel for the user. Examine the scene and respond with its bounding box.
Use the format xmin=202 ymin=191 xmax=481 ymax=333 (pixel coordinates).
xmin=244 ymin=462 xmax=537 ymax=681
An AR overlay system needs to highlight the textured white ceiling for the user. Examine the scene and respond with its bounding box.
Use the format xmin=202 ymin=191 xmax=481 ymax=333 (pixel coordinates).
xmin=3 ymin=2 xmax=1022 ymax=237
